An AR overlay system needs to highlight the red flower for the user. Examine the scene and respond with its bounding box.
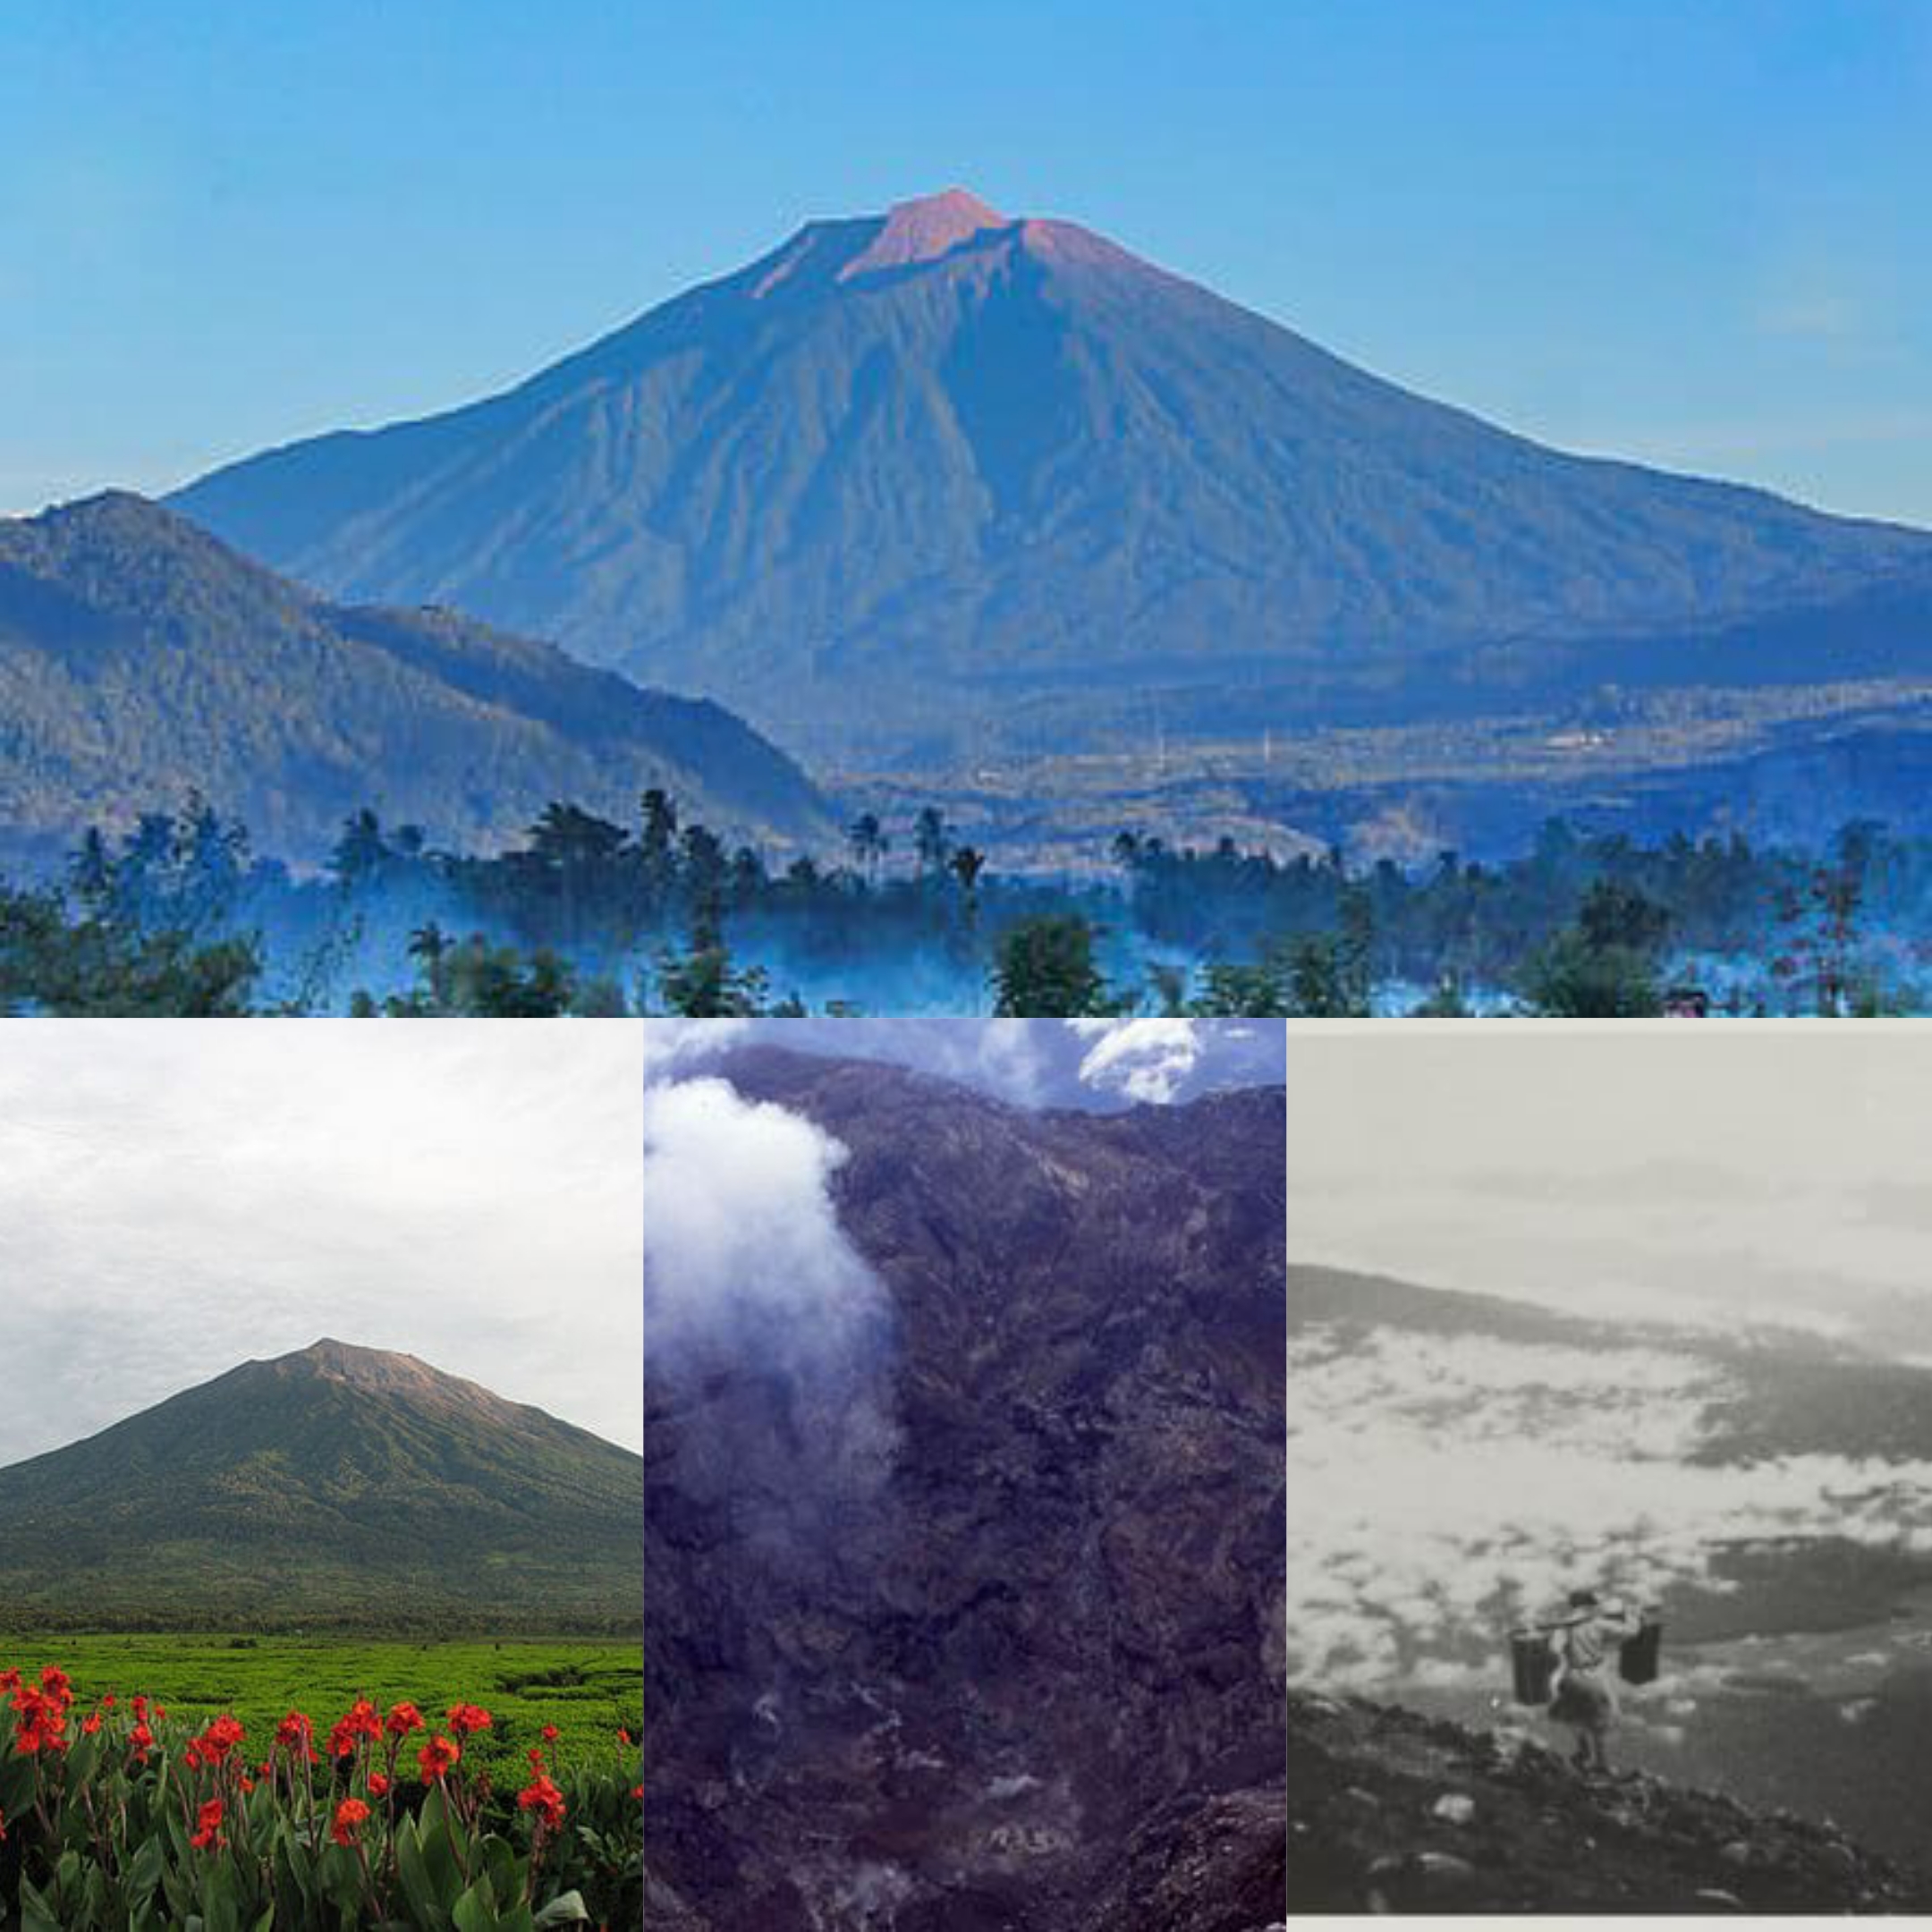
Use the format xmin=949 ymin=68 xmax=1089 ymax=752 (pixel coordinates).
xmin=193 ymin=1713 xmax=246 ymax=1764
xmin=417 ymin=1734 xmax=461 ymax=1783
xmin=190 ymin=1798 xmax=225 ymax=1852
xmin=516 ymin=1773 xmax=566 ymax=1835
xmin=10 ymin=1685 xmax=70 ymax=1756
xmin=386 ymin=1700 xmax=425 ymax=1737
xmin=130 ymin=1720 xmax=155 ymax=1763
xmin=618 ymin=1726 xmax=633 ymax=1747
xmin=331 ymin=1797 xmax=371 ymax=1847
xmin=540 ymin=1723 xmax=560 ymax=1744
xmin=327 ymin=1699 xmax=382 ymax=1758
xmin=369 ymin=1771 xmax=391 ymax=1799
xmin=445 ymin=1703 xmax=493 ymax=1738
xmin=82 ymin=1712 xmax=102 ymax=1735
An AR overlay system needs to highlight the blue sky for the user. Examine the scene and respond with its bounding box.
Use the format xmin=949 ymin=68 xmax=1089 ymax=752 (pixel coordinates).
xmin=4 ymin=1 xmax=1928 ymax=523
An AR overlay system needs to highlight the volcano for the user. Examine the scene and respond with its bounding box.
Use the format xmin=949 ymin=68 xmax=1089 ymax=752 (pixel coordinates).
xmin=0 ymin=1339 xmax=644 ymax=1631
xmin=172 ymin=187 xmax=1932 ymax=760
xmin=643 ymin=1047 xmax=1286 ymax=1931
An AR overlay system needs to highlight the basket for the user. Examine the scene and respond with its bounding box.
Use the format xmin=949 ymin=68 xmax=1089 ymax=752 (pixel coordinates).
xmin=1509 ymin=1629 xmax=1556 ymax=1705
xmin=1619 ymin=1612 xmax=1664 ymax=1686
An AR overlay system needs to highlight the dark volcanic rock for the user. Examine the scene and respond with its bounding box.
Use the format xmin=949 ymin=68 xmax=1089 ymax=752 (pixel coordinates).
xmin=644 ymin=1050 xmax=1286 ymax=1929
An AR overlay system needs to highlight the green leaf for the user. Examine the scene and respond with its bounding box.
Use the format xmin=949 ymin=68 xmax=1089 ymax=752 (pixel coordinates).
xmin=479 ymin=1834 xmax=521 ymax=1904
xmin=0 ymin=1750 xmax=37 ymax=1818
xmin=273 ymin=1832 xmax=314 ymax=1910
xmin=451 ymin=1877 xmax=499 ymax=1932
xmin=19 ymin=1875 xmax=64 ymax=1932
xmin=65 ymin=1726 xmax=102 ymax=1784
xmin=126 ymin=1829 xmax=167 ymax=1902
xmin=394 ymin=1818 xmax=447 ymax=1930
xmin=531 ymin=1894 xmax=590 ymax=1928
xmin=419 ymin=1809 xmax=464 ymax=1908
xmin=199 ymin=1854 xmax=242 ymax=1932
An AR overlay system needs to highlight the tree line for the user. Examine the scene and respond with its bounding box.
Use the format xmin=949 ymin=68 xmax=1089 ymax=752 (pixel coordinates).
xmin=0 ymin=790 xmax=1920 ymax=1017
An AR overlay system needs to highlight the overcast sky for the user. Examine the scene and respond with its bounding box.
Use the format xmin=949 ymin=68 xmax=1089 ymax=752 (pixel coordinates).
xmin=0 ymin=1021 xmax=642 ymax=1465
xmin=1288 ymin=1026 xmax=1932 ymax=1354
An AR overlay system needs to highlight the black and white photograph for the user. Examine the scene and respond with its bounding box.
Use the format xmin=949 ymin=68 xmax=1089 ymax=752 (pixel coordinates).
xmin=1284 ymin=1026 xmax=1932 ymax=1913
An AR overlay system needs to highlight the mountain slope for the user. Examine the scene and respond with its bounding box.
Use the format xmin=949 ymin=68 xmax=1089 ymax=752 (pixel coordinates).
xmin=0 ymin=491 xmax=832 ymax=865
xmin=1286 ymin=1260 xmax=1932 ymax=1877
xmin=644 ymin=1050 xmax=1286 ymax=1930
xmin=0 ymin=1339 xmax=644 ymax=1630
xmin=1285 ymin=1690 xmax=1931 ymax=1911
xmin=172 ymin=187 xmax=1932 ymax=758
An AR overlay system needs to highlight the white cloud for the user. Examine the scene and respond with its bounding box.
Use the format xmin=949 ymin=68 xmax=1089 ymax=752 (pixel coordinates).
xmin=1068 ymin=1019 xmax=1204 ymax=1103
xmin=1287 ymin=1323 xmax=1932 ymax=1692
xmin=640 ymin=1070 xmax=897 ymax=1504
xmin=640 ymin=1074 xmax=883 ymax=1358
xmin=0 ymin=1021 xmax=643 ymax=1458
xmin=640 ymin=1018 xmax=749 ymax=1080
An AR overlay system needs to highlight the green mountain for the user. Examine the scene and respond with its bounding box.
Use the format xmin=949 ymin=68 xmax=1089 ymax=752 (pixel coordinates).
xmin=0 ymin=491 xmax=833 ymax=867
xmin=0 ymin=1340 xmax=643 ymax=1632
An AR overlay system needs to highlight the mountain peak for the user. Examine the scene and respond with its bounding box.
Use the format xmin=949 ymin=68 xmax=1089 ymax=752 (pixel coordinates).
xmin=271 ymin=1336 xmax=479 ymax=1402
xmin=840 ymin=185 xmax=1009 ymax=278
xmin=168 ymin=191 xmax=1932 ymax=768
xmin=0 ymin=1336 xmax=644 ymax=1629
xmin=289 ymin=1335 xmax=424 ymax=1370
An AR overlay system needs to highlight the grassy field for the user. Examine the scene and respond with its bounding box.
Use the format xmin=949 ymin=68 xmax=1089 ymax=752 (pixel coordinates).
xmin=0 ymin=1631 xmax=641 ymax=1782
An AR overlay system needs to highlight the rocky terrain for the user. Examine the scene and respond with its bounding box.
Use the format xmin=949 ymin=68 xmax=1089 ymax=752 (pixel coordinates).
xmin=643 ymin=1049 xmax=1286 ymax=1931
xmin=1285 ymin=1690 xmax=1932 ymax=1913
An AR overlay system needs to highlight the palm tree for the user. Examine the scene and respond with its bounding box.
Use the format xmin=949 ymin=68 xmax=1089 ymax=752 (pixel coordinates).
xmin=913 ymin=806 xmax=952 ymax=876
xmin=847 ymin=812 xmax=889 ymax=885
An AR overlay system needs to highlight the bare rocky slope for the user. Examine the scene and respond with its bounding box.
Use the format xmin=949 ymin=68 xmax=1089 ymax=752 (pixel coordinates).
xmin=172 ymin=189 xmax=1932 ymax=762
xmin=643 ymin=1049 xmax=1287 ymax=1930
xmin=1285 ymin=1690 xmax=1932 ymax=1913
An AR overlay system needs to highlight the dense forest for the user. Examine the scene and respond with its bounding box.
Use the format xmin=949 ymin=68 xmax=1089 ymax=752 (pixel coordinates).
xmin=0 ymin=788 xmax=1921 ymax=1018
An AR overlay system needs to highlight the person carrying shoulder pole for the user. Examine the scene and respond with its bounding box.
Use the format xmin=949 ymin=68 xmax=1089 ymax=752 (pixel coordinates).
xmin=1546 ymin=1588 xmax=1641 ymax=1773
